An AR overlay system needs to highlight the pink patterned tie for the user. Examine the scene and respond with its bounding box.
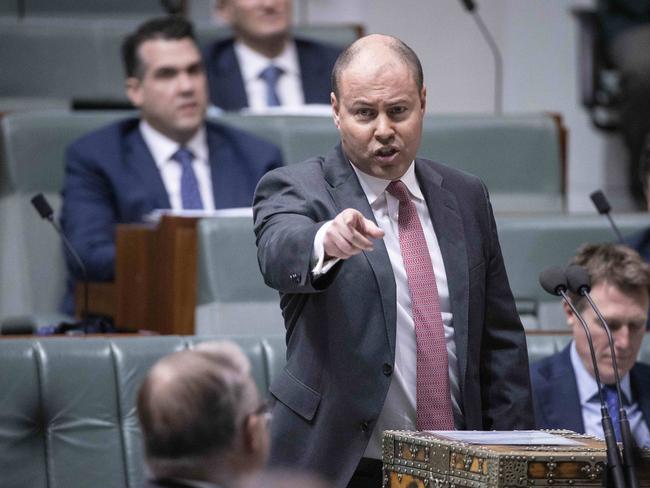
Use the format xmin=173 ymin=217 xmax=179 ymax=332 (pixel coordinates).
xmin=386 ymin=180 xmax=455 ymax=430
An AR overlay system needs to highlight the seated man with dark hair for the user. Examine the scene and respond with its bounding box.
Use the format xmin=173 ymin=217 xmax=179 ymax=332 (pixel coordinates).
xmin=531 ymin=243 xmax=650 ymax=447
xmin=60 ymin=16 xmax=283 ymax=314
xmin=137 ymin=341 xmax=271 ymax=488
xmin=204 ymin=0 xmax=341 ymax=111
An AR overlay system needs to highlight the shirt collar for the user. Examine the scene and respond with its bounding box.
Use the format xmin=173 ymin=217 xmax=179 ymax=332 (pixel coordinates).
xmin=570 ymin=340 xmax=633 ymax=405
xmin=139 ymin=120 xmax=207 ymax=169
xmin=234 ymin=39 xmax=300 ymax=83
xmin=350 ymin=160 xmax=423 ymax=207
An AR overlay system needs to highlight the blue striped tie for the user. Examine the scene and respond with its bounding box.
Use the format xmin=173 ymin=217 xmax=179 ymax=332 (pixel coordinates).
xmin=259 ymin=65 xmax=283 ymax=107
xmin=172 ymin=147 xmax=204 ymax=210
xmin=604 ymin=385 xmax=622 ymax=442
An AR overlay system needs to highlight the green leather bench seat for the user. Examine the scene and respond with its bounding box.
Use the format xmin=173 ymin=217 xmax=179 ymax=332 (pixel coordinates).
xmin=217 ymin=112 xmax=565 ymax=212
xmin=0 ymin=18 xmax=358 ymax=102
xmin=0 ymin=332 xmax=648 ymax=488
xmin=0 ymin=335 xmax=286 ymax=488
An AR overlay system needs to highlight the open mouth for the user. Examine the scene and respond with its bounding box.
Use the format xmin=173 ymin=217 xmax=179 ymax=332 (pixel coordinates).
xmin=375 ymin=146 xmax=399 ymax=159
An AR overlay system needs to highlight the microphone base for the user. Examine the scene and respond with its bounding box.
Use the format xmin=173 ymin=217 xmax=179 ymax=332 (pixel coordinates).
xmin=36 ymin=316 xmax=137 ymax=335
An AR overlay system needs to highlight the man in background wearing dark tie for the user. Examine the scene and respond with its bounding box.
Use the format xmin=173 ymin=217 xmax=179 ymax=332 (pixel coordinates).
xmin=204 ymin=0 xmax=341 ymax=111
xmin=531 ymin=243 xmax=650 ymax=447
xmin=253 ymin=34 xmax=532 ymax=488
xmin=60 ymin=16 xmax=282 ymax=314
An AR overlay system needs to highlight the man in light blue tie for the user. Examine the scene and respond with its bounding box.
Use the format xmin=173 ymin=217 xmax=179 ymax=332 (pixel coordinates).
xmin=531 ymin=243 xmax=650 ymax=447
xmin=60 ymin=16 xmax=283 ymax=314
xmin=204 ymin=0 xmax=342 ymax=111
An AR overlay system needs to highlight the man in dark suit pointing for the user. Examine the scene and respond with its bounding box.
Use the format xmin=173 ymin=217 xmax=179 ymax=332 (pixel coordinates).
xmin=253 ymin=34 xmax=532 ymax=488
xmin=60 ymin=16 xmax=282 ymax=314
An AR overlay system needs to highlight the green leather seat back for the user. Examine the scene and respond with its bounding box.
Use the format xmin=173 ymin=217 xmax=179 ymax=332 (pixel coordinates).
xmin=215 ymin=113 xmax=564 ymax=212
xmin=0 ymin=111 xmax=127 ymax=324
xmin=0 ymin=18 xmax=357 ymax=100
xmin=420 ymin=113 xmax=563 ymax=211
xmin=196 ymin=215 xmax=284 ymax=336
xmin=0 ymin=335 xmax=286 ymax=488
xmin=497 ymin=213 xmax=650 ymax=329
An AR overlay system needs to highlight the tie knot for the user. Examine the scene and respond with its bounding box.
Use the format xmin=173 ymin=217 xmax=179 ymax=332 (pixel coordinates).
xmin=259 ymin=65 xmax=283 ymax=85
xmin=386 ymin=180 xmax=410 ymax=203
xmin=172 ymin=147 xmax=194 ymax=166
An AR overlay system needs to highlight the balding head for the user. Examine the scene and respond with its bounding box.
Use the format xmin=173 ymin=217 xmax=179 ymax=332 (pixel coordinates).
xmin=137 ymin=341 xmax=267 ymax=481
xmin=331 ymin=34 xmax=423 ymax=99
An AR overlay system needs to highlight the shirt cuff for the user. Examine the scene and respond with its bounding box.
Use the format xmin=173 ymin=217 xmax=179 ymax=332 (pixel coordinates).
xmin=312 ymin=220 xmax=341 ymax=276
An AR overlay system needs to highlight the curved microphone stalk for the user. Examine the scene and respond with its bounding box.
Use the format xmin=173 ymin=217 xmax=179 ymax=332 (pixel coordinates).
xmin=458 ymin=0 xmax=503 ymax=114
xmin=566 ymin=264 xmax=639 ymax=488
xmin=539 ymin=266 xmax=626 ymax=488
xmin=31 ymin=193 xmax=89 ymax=323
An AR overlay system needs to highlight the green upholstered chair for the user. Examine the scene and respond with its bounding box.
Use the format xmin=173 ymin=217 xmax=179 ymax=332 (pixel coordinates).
xmin=196 ymin=213 xmax=284 ymax=336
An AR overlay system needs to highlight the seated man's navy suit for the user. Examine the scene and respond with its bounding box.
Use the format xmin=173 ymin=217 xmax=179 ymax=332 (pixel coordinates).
xmin=203 ymin=38 xmax=341 ymax=111
xmin=531 ymin=344 xmax=650 ymax=437
xmin=60 ymin=117 xmax=282 ymax=313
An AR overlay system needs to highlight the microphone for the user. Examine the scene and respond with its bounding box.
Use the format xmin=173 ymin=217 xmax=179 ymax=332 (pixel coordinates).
xmin=566 ymin=264 xmax=639 ymax=488
xmin=31 ymin=193 xmax=92 ymax=330
xmin=457 ymin=0 xmax=503 ymax=114
xmin=539 ymin=266 xmax=626 ymax=488
xmin=590 ymin=189 xmax=624 ymax=243
xmin=459 ymin=0 xmax=476 ymax=11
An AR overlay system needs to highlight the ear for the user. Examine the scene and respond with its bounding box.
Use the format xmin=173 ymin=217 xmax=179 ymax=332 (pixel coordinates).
xmin=420 ymin=84 xmax=427 ymax=113
xmin=243 ymin=415 xmax=263 ymax=454
xmin=331 ymin=92 xmax=341 ymax=129
xmin=125 ymin=77 xmax=144 ymax=108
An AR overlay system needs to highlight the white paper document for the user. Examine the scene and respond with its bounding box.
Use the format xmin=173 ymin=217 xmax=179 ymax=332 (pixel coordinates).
xmin=426 ymin=430 xmax=585 ymax=446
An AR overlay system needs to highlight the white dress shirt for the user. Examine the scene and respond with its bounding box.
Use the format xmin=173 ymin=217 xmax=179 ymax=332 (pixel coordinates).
xmin=233 ymin=40 xmax=305 ymax=110
xmin=570 ymin=341 xmax=650 ymax=447
xmin=312 ymin=161 xmax=463 ymax=459
xmin=139 ymin=121 xmax=215 ymax=211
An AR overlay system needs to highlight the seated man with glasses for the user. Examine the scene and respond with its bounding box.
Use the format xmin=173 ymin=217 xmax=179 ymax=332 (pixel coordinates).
xmin=137 ymin=341 xmax=271 ymax=488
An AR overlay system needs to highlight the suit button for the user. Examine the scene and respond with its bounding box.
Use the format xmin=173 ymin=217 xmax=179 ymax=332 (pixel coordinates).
xmin=289 ymin=272 xmax=301 ymax=283
xmin=360 ymin=421 xmax=369 ymax=432
xmin=382 ymin=363 xmax=393 ymax=376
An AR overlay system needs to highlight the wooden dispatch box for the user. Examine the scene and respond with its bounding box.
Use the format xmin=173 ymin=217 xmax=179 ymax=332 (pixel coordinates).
xmin=382 ymin=429 xmax=650 ymax=487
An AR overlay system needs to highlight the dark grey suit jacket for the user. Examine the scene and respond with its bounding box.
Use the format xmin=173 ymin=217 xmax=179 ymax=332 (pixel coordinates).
xmin=253 ymin=144 xmax=533 ymax=487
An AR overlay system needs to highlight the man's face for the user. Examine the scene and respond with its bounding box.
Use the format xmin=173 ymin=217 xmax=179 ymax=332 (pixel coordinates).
xmin=331 ymin=56 xmax=426 ymax=181
xmin=568 ymin=281 xmax=648 ymax=385
xmin=217 ymin=0 xmax=292 ymax=44
xmin=126 ymin=37 xmax=208 ymax=143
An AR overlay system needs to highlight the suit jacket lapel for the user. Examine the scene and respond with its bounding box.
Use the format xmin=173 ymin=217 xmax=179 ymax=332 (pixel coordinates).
xmin=205 ymin=125 xmax=229 ymax=207
xmin=124 ymin=128 xmax=170 ymax=209
xmin=415 ymin=159 xmax=470 ymax=389
xmin=213 ymin=43 xmax=249 ymax=110
xmin=541 ymin=346 xmax=585 ymax=432
xmin=323 ymin=145 xmax=397 ymax=357
xmin=631 ymin=365 xmax=650 ymax=425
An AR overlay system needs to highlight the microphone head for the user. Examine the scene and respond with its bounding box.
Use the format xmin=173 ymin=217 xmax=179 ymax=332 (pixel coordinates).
xmin=31 ymin=193 xmax=53 ymax=220
xmin=539 ymin=266 xmax=568 ymax=296
xmin=565 ymin=264 xmax=591 ymax=294
xmin=590 ymin=190 xmax=611 ymax=215
xmin=460 ymin=0 xmax=476 ymax=11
